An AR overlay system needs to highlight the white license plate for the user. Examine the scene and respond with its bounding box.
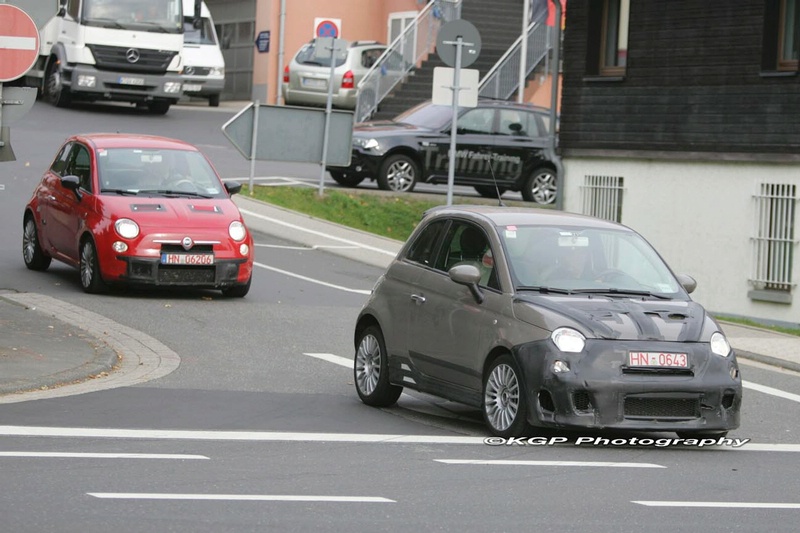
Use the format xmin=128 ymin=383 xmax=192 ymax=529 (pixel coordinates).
xmin=302 ymin=78 xmax=327 ymax=89
xmin=629 ymin=352 xmax=688 ymax=368
xmin=183 ymin=84 xmax=202 ymax=92
xmin=160 ymin=253 xmax=214 ymax=265
xmin=118 ymin=76 xmax=145 ymax=85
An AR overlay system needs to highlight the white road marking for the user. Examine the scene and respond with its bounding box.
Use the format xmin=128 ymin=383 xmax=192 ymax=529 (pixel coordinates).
xmin=88 ymin=493 xmax=394 ymax=503
xmin=743 ymin=380 xmax=800 ymax=403
xmin=633 ymin=501 xmax=800 ymax=509
xmin=304 ymin=353 xmax=351 ymax=368
xmin=254 ymin=261 xmax=371 ymax=295
xmin=255 ymin=243 xmax=360 ymax=251
xmin=240 ymin=208 xmax=397 ymax=257
xmin=0 ymin=36 xmax=37 ymax=50
xmin=437 ymin=459 xmax=665 ymax=468
xmin=2 ymin=426 xmax=800 ymax=452
xmin=0 ymin=452 xmax=208 ymax=459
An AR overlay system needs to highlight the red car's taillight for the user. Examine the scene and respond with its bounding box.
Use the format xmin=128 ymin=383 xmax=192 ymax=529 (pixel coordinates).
xmin=283 ymin=65 xmax=289 ymax=83
xmin=341 ymin=70 xmax=354 ymax=89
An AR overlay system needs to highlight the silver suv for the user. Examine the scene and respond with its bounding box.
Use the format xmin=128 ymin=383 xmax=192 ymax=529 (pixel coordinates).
xmin=282 ymin=39 xmax=401 ymax=110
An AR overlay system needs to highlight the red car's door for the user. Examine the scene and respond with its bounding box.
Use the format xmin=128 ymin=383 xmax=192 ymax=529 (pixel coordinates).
xmin=48 ymin=143 xmax=94 ymax=262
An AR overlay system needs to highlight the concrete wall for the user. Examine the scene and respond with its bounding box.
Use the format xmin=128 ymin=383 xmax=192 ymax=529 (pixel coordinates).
xmin=562 ymin=157 xmax=800 ymax=326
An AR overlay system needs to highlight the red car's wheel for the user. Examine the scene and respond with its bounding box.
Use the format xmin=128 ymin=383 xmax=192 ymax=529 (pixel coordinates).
xmin=22 ymin=216 xmax=52 ymax=271
xmin=80 ymin=238 xmax=107 ymax=294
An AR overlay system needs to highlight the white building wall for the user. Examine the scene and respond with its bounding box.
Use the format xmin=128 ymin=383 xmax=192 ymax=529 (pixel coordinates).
xmin=562 ymin=157 xmax=800 ymax=326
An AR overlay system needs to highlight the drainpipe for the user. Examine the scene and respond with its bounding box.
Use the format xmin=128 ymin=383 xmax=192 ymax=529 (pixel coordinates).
xmin=275 ymin=0 xmax=286 ymax=105
xmin=517 ymin=0 xmax=529 ymax=103
xmin=550 ymin=0 xmax=564 ymax=211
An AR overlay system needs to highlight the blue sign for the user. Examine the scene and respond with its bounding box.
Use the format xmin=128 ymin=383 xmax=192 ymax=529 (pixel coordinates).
xmin=255 ymin=30 xmax=270 ymax=53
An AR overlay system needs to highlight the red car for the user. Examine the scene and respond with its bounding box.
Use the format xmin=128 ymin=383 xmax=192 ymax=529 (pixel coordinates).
xmin=22 ymin=133 xmax=254 ymax=297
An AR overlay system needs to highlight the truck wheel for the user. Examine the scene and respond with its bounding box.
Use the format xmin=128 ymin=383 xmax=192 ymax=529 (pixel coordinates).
xmin=45 ymin=60 xmax=71 ymax=108
xmin=208 ymin=94 xmax=220 ymax=107
xmin=148 ymin=101 xmax=171 ymax=115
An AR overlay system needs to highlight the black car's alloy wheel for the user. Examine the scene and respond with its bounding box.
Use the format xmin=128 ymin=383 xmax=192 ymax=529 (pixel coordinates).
xmin=354 ymin=325 xmax=402 ymax=407
xmin=522 ymin=168 xmax=557 ymax=204
xmin=80 ymin=238 xmax=107 ymax=294
xmin=483 ymin=354 xmax=529 ymax=437
xmin=22 ymin=217 xmax=51 ymax=271
xmin=378 ymin=154 xmax=418 ymax=193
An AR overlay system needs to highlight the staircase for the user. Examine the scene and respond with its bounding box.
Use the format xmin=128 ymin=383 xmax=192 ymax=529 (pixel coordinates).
xmin=372 ymin=0 xmax=528 ymax=121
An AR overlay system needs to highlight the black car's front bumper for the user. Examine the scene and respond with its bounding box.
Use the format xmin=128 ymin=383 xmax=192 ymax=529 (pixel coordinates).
xmin=326 ymin=148 xmax=381 ymax=179
xmin=513 ymin=339 xmax=742 ymax=433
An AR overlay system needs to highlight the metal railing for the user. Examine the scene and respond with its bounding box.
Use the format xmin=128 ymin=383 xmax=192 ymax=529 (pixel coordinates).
xmin=751 ymin=182 xmax=798 ymax=292
xmin=580 ymin=175 xmax=625 ymax=223
xmin=479 ymin=10 xmax=551 ymax=100
xmin=355 ymin=0 xmax=461 ymax=123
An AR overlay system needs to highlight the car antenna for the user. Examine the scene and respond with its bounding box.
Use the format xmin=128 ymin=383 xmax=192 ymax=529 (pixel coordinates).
xmin=487 ymin=159 xmax=506 ymax=207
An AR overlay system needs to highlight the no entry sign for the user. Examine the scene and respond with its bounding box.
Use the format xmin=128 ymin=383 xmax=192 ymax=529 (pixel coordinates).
xmin=0 ymin=4 xmax=40 ymax=83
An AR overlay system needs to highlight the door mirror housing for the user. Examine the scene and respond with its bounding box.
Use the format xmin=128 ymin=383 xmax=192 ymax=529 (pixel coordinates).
xmin=60 ymin=175 xmax=82 ymax=201
xmin=225 ymin=181 xmax=243 ymax=196
xmin=677 ymin=273 xmax=697 ymax=294
xmin=449 ymin=264 xmax=484 ymax=304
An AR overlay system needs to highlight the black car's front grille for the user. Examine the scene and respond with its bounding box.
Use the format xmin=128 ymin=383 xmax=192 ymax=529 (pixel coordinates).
xmin=88 ymin=45 xmax=177 ymax=74
xmin=572 ymin=391 xmax=593 ymax=412
xmin=158 ymin=266 xmax=215 ymax=283
xmin=624 ymin=397 xmax=700 ymax=419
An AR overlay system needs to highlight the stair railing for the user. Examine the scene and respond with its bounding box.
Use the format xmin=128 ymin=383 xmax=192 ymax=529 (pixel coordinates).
xmin=355 ymin=0 xmax=462 ymax=123
xmin=478 ymin=9 xmax=551 ymax=101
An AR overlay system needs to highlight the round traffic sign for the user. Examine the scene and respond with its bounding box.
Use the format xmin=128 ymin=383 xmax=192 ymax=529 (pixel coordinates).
xmin=0 ymin=4 xmax=40 ymax=83
xmin=315 ymin=20 xmax=339 ymax=38
xmin=436 ymin=19 xmax=481 ymax=69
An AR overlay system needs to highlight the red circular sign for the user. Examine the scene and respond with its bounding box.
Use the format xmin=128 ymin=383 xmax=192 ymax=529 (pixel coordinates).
xmin=315 ymin=20 xmax=339 ymax=38
xmin=0 ymin=5 xmax=40 ymax=83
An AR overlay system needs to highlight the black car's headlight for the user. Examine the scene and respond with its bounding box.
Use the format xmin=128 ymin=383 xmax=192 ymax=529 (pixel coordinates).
xmin=353 ymin=138 xmax=379 ymax=150
xmin=710 ymin=331 xmax=731 ymax=357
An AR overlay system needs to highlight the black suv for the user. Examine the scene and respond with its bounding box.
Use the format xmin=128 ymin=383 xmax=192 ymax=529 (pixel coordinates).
xmin=326 ymin=99 xmax=560 ymax=204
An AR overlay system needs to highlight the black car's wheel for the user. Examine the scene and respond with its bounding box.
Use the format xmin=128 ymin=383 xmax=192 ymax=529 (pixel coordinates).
xmin=221 ymin=276 xmax=251 ymax=298
xmin=354 ymin=325 xmax=402 ymax=407
xmin=45 ymin=59 xmax=71 ymax=108
xmin=676 ymin=431 xmax=729 ymax=439
xmin=329 ymin=170 xmax=365 ymax=188
xmin=474 ymin=185 xmax=507 ymax=199
xmin=80 ymin=238 xmax=107 ymax=294
xmin=483 ymin=354 xmax=529 ymax=437
xmin=378 ymin=154 xmax=418 ymax=193
xmin=522 ymin=168 xmax=557 ymax=204
xmin=208 ymin=94 xmax=220 ymax=107
xmin=22 ymin=216 xmax=51 ymax=271
xmin=148 ymin=101 xmax=171 ymax=115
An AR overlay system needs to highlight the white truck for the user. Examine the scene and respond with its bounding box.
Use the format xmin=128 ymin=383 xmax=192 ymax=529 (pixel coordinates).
xmin=179 ymin=0 xmax=225 ymax=107
xmin=10 ymin=0 xmax=195 ymax=114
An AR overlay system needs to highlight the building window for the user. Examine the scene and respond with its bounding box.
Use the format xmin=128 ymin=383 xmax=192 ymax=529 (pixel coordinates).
xmin=600 ymin=0 xmax=630 ymax=75
xmin=581 ymin=175 xmax=624 ymax=222
xmin=780 ymin=0 xmax=800 ymax=70
xmin=751 ymin=183 xmax=797 ymax=297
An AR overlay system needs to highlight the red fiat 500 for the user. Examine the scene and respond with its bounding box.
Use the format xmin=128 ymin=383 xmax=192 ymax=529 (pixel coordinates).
xmin=22 ymin=133 xmax=254 ymax=297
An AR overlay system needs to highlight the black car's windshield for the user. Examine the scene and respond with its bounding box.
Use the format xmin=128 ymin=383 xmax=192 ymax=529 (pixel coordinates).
xmin=393 ymin=102 xmax=459 ymax=130
xmin=97 ymin=148 xmax=227 ymax=199
xmin=501 ymin=225 xmax=684 ymax=297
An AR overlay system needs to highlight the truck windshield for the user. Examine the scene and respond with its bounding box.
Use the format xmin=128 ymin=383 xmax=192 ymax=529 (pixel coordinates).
xmin=82 ymin=0 xmax=183 ymax=33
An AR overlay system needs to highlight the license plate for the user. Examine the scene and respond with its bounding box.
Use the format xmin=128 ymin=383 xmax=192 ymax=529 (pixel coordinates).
xmin=118 ymin=76 xmax=145 ymax=85
xmin=628 ymin=352 xmax=688 ymax=368
xmin=302 ymin=78 xmax=327 ymax=89
xmin=183 ymin=84 xmax=202 ymax=92
xmin=160 ymin=253 xmax=214 ymax=265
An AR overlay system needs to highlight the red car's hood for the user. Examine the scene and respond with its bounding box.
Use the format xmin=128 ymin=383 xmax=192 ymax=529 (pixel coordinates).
xmin=102 ymin=196 xmax=243 ymax=229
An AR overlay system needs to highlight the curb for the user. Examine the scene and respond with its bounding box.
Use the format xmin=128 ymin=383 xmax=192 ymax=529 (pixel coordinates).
xmin=735 ymin=349 xmax=800 ymax=374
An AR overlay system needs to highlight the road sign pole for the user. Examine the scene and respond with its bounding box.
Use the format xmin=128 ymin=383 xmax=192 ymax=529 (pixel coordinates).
xmin=319 ymin=39 xmax=338 ymax=197
xmin=249 ymin=101 xmax=259 ymax=196
xmin=446 ymin=37 xmax=464 ymax=207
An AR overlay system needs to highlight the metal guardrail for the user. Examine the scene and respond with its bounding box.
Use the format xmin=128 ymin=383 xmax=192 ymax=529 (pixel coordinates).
xmin=479 ymin=10 xmax=551 ymax=100
xmin=355 ymin=0 xmax=461 ymax=123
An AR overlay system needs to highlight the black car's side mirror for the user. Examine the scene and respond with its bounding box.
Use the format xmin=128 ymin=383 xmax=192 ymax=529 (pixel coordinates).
xmin=449 ymin=264 xmax=484 ymax=304
xmin=61 ymin=175 xmax=82 ymax=201
xmin=677 ymin=273 xmax=697 ymax=294
xmin=225 ymin=181 xmax=242 ymax=196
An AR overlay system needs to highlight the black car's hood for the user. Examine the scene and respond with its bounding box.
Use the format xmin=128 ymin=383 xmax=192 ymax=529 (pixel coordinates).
xmin=516 ymin=294 xmax=706 ymax=342
xmin=353 ymin=121 xmax=433 ymax=138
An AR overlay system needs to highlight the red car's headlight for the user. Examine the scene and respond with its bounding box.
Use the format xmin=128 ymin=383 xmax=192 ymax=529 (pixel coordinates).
xmin=229 ymin=221 xmax=246 ymax=242
xmin=115 ymin=218 xmax=140 ymax=239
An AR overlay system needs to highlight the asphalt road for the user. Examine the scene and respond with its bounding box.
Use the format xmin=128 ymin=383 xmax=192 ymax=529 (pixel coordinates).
xmin=1 ymin=101 xmax=799 ymax=532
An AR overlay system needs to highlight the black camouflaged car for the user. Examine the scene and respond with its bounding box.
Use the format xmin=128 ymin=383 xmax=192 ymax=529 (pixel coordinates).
xmin=326 ymin=99 xmax=561 ymax=204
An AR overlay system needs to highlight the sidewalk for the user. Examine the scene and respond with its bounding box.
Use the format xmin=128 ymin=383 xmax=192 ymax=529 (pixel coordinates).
xmin=2 ymin=197 xmax=800 ymax=400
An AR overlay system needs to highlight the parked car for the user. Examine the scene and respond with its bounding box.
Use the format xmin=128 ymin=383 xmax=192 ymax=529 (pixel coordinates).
xmin=22 ymin=134 xmax=253 ymax=297
xmin=326 ymin=99 xmax=560 ymax=204
xmin=282 ymin=39 xmax=404 ymax=110
xmin=352 ymin=205 xmax=742 ymax=437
